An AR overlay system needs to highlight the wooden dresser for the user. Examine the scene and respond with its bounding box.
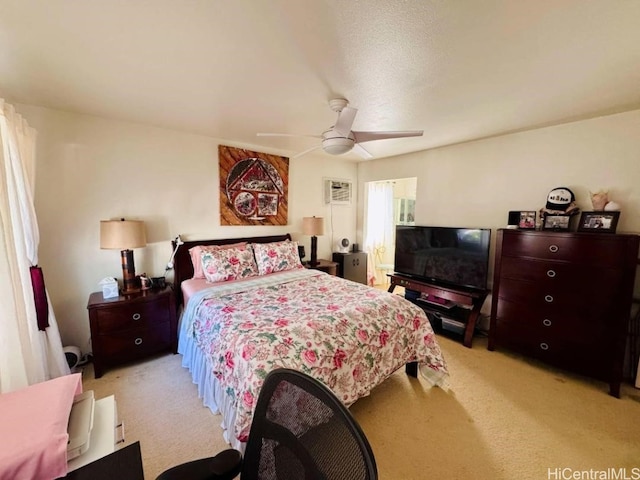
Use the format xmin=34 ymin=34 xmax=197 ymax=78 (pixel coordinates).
xmin=87 ymin=286 xmax=177 ymax=378
xmin=488 ymin=229 xmax=639 ymax=397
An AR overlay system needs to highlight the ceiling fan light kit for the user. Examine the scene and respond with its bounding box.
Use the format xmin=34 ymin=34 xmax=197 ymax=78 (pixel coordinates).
xmin=257 ymin=98 xmax=423 ymax=160
xmin=321 ymin=130 xmax=355 ymax=155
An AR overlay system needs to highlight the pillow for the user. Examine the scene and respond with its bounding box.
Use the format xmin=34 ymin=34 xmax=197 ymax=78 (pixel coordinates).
xmin=252 ymin=240 xmax=303 ymax=275
xmin=201 ymin=243 xmax=259 ymax=283
xmin=189 ymin=242 xmax=247 ymax=279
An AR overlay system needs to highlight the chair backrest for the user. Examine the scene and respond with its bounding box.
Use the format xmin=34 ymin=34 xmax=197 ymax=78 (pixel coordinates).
xmin=241 ymin=368 xmax=378 ymax=480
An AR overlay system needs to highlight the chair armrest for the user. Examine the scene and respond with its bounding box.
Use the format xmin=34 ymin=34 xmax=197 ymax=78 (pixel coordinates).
xmin=155 ymin=448 xmax=242 ymax=480
xmin=210 ymin=449 xmax=243 ymax=477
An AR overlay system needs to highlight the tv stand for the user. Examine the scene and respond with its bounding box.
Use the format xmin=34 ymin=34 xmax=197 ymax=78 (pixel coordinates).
xmin=388 ymin=274 xmax=488 ymax=348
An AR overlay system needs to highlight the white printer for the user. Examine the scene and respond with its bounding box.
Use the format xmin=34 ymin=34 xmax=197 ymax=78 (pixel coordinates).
xmin=66 ymin=390 xmax=95 ymax=460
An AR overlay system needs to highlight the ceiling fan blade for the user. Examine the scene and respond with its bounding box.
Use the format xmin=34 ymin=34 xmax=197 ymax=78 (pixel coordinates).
xmin=334 ymin=106 xmax=358 ymax=136
xmin=257 ymin=133 xmax=322 ymax=139
xmin=353 ymin=130 xmax=423 ymax=143
xmin=352 ymin=143 xmax=373 ymax=160
xmin=291 ymin=145 xmax=322 ymax=159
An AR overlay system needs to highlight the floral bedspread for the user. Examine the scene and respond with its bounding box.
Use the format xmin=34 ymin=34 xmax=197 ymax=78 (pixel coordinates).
xmin=182 ymin=268 xmax=448 ymax=443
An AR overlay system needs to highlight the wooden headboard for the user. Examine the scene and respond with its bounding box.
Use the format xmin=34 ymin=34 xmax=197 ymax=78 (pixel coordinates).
xmin=171 ymin=233 xmax=292 ymax=307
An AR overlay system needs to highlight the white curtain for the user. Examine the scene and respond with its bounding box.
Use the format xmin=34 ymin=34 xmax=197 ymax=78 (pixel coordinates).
xmin=0 ymin=99 xmax=69 ymax=393
xmin=363 ymin=182 xmax=395 ymax=286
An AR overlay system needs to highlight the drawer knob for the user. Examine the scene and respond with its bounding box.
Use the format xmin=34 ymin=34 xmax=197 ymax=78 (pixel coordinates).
xmin=540 ymin=342 xmax=550 ymax=351
xmin=134 ymin=337 xmax=143 ymax=346
xmin=549 ymin=245 xmax=559 ymax=253
xmin=546 ymin=270 xmax=556 ymax=278
xmin=132 ymin=313 xmax=141 ymax=321
xmin=544 ymin=295 xmax=554 ymax=303
xmin=542 ymin=319 xmax=552 ymax=327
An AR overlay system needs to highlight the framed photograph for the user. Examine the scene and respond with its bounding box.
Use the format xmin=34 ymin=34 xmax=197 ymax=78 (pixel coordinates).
xmin=518 ymin=211 xmax=536 ymax=229
xmin=577 ymin=211 xmax=620 ymax=233
xmin=542 ymin=214 xmax=571 ymax=231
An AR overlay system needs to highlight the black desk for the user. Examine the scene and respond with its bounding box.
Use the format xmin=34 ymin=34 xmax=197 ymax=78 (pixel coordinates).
xmin=62 ymin=442 xmax=144 ymax=480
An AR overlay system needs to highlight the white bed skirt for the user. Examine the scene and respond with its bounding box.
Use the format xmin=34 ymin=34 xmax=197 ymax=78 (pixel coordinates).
xmin=177 ymin=322 xmax=246 ymax=452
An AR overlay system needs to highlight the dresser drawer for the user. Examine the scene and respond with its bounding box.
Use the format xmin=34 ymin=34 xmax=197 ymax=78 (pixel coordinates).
xmin=93 ymin=297 xmax=171 ymax=334
xmin=493 ymin=319 xmax=612 ymax=381
xmin=98 ymin=324 xmax=171 ymax=362
xmin=496 ymin=278 xmax=616 ymax=320
xmin=499 ymin=257 xmax=623 ymax=287
xmin=493 ymin=320 xmax=558 ymax=357
xmin=501 ymin=231 xmax=629 ymax=267
xmin=494 ymin=298 xmax=609 ymax=340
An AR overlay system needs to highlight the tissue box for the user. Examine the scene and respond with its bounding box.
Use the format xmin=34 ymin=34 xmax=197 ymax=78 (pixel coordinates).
xmin=99 ymin=277 xmax=119 ymax=299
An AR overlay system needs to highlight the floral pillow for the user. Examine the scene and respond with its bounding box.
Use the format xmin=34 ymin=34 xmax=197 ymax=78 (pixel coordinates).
xmin=189 ymin=242 xmax=247 ymax=279
xmin=201 ymin=244 xmax=258 ymax=283
xmin=252 ymin=240 xmax=303 ymax=275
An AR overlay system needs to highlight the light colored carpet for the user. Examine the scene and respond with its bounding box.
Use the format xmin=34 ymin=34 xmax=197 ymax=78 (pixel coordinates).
xmin=80 ymin=335 xmax=640 ymax=480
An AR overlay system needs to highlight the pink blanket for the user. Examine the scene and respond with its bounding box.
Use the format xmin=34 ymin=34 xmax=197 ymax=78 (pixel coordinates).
xmin=0 ymin=373 xmax=82 ymax=480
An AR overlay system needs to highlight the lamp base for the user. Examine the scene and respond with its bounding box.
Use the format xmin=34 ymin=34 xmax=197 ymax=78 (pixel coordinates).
xmin=121 ymin=286 xmax=141 ymax=295
xmin=121 ymin=249 xmax=139 ymax=294
xmin=310 ymin=236 xmax=318 ymax=268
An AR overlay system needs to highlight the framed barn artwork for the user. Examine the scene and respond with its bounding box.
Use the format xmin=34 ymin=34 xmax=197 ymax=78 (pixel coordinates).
xmin=219 ymin=145 xmax=289 ymax=226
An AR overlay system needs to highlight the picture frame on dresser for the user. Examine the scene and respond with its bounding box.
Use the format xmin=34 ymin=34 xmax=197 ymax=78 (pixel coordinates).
xmin=577 ymin=211 xmax=620 ymax=233
xmin=518 ymin=211 xmax=536 ymax=229
xmin=542 ymin=214 xmax=571 ymax=231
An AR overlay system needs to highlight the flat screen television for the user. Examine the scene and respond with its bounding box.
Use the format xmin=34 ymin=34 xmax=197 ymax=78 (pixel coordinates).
xmin=394 ymin=225 xmax=491 ymax=292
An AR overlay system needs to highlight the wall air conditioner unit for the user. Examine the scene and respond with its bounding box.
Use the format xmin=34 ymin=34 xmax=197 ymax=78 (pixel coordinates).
xmin=325 ymin=179 xmax=352 ymax=205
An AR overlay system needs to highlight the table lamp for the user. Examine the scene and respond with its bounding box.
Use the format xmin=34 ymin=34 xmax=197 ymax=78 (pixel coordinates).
xmin=100 ymin=219 xmax=147 ymax=294
xmin=302 ymin=216 xmax=324 ymax=268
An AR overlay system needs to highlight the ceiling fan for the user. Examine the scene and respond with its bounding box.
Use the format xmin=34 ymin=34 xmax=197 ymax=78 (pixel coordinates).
xmin=257 ymin=98 xmax=423 ymax=159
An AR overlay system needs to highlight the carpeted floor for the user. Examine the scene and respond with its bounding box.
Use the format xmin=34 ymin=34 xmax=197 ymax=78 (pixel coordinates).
xmin=80 ymin=334 xmax=640 ymax=480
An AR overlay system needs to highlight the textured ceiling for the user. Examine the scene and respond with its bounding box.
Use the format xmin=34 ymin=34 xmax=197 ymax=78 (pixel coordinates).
xmin=1 ymin=0 xmax=639 ymax=161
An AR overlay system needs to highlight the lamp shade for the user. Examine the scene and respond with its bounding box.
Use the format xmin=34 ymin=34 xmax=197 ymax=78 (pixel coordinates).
xmin=302 ymin=216 xmax=324 ymax=236
xmin=100 ymin=219 xmax=147 ymax=250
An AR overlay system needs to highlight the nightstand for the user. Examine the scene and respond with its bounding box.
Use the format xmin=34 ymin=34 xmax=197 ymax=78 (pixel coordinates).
xmin=87 ymin=286 xmax=177 ymax=378
xmin=304 ymin=259 xmax=339 ymax=276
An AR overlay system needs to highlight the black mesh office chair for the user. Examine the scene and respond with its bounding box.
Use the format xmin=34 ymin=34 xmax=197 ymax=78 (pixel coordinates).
xmin=156 ymin=368 xmax=377 ymax=480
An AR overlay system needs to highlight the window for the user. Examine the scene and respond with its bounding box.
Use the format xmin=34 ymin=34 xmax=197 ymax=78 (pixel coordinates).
xmin=395 ymin=198 xmax=415 ymax=225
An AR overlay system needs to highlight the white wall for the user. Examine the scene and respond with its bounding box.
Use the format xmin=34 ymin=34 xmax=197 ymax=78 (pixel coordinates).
xmin=16 ymin=105 xmax=358 ymax=352
xmin=392 ymin=177 xmax=417 ymax=200
xmin=13 ymin=105 xmax=640 ymax=350
xmin=358 ymin=109 xmax=640 ymax=295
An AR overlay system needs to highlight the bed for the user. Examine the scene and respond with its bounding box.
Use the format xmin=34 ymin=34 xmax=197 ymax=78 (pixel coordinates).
xmin=173 ymin=234 xmax=449 ymax=450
